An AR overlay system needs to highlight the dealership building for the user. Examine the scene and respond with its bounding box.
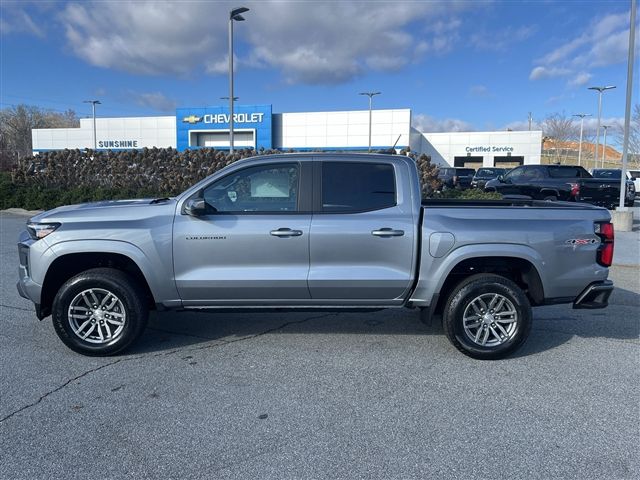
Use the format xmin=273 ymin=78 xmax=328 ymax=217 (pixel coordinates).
xmin=32 ymin=104 xmax=542 ymax=168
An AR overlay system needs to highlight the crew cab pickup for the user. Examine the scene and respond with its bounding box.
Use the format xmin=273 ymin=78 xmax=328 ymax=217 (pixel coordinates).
xmin=17 ymin=154 xmax=615 ymax=359
xmin=485 ymin=164 xmax=633 ymax=208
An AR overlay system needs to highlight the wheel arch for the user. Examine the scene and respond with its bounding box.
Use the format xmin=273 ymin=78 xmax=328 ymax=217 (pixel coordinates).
xmin=410 ymin=244 xmax=546 ymax=311
xmin=40 ymin=252 xmax=156 ymax=319
xmin=539 ymin=188 xmax=560 ymax=198
xmin=433 ymin=256 xmax=544 ymax=315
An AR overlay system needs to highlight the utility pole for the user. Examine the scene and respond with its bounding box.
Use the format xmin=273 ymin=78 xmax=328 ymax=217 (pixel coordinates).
xmin=83 ymin=100 xmax=101 ymax=150
xmin=573 ymin=113 xmax=591 ymax=167
xmin=528 ymin=112 xmax=532 ymax=131
xmin=359 ymin=91 xmax=381 ymax=152
xmin=619 ymin=0 xmax=636 ymax=210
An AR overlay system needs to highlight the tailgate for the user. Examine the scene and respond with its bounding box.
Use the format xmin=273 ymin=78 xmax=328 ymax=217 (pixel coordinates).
xmin=579 ymin=180 xmax=618 ymax=204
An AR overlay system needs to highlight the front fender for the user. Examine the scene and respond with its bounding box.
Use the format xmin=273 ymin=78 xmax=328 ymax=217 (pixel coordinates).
xmin=46 ymin=240 xmax=181 ymax=308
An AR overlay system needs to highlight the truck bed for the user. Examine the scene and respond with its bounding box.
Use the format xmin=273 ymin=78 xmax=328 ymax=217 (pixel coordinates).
xmin=421 ymin=198 xmax=606 ymax=209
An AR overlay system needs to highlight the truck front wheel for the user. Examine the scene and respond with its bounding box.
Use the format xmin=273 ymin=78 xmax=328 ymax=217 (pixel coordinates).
xmin=442 ymin=274 xmax=532 ymax=360
xmin=52 ymin=268 xmax=148 ymax=356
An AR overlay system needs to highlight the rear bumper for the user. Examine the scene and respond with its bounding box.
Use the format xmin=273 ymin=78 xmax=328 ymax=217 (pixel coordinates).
xmin=573 ymin=280 xmax=614 ymax=309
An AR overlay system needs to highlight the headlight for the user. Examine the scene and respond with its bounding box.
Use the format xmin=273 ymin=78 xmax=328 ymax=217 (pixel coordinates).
xmin=26 ymin=222 xmax=60 ymax=240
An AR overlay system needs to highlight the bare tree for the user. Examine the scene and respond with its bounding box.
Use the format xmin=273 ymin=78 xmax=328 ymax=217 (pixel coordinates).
xmin=541 ymin=112 xmax=580 ymax=163
xmin=615 ymin=104 xmax=640 ymax=167
xmin=0 ymin=104 xmax=79 ymax=170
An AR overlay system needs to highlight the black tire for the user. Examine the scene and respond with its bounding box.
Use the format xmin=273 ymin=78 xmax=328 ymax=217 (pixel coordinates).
xmin=442 ymin=274 xmax=532 ymax=360
xmin=543 ymin=195 xmax=557 ymax=201
xmin=52 ymin=268 xmax=148 ymax=356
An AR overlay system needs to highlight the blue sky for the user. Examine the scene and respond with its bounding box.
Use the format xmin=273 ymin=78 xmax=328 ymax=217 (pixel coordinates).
xmin=1 ymin=0 xmax=637 ymax=137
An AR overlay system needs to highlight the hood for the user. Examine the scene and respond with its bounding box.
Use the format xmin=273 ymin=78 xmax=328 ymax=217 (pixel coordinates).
xmin=30 ymin=198 xmax=177 ymax=223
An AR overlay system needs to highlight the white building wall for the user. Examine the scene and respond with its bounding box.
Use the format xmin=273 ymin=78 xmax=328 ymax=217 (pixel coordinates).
xmin=412 ymin=130 xmax=542 ymax=167
xmin=273 ymin=109 xmax=411 ymax=150
xmin=32 ymin=116 xmax=176 ymax=152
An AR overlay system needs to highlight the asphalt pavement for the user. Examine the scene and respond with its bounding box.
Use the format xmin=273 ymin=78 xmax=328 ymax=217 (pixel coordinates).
xmin=1 ymin=210 xmax=638 ymax=480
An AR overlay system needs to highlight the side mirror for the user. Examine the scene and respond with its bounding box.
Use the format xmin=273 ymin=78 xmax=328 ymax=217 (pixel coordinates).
xmin=497 ymin=175 xmax=505 ymax=182
xmin=184 ymin=197 xmax=207 ymax=216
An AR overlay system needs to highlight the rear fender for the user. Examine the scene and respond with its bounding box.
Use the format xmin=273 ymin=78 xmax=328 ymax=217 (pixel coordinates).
xmin=409 ymin=243 xmax=546 ymax=307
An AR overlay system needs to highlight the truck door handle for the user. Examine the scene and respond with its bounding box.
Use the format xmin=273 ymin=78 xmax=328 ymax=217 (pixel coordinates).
xmin=270 ymin=228 xmax=303 ymax=237
xmin=371 ymin=228 xmax=405 ymax=237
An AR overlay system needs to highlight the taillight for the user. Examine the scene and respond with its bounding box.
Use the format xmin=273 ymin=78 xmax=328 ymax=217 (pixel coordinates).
xmin=595 ymin=222 xmax=614 ymax=267
xmin=569 ymin=182 xmax=580 ymax=197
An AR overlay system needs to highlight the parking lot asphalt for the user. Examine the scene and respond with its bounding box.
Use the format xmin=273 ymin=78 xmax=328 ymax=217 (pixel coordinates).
xmin=1 ymin=210 xmax=638 ymax=480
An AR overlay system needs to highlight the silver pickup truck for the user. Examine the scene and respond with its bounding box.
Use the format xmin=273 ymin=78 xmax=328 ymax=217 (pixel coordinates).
xmin=17 ymin=153 xmax=615 ymax=359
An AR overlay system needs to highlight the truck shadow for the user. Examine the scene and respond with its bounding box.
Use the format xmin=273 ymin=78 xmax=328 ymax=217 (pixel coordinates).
xmin=130 ymin=286 xmax=639 ymax=358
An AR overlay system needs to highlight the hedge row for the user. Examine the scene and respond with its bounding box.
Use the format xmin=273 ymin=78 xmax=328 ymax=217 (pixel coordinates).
xmin=2 ymin=148 xmax=498 ymax=211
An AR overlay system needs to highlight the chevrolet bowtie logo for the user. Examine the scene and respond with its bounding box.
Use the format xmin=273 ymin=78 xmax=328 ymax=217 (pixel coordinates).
xmin=182 ymin=115 xmax=202 ymax=124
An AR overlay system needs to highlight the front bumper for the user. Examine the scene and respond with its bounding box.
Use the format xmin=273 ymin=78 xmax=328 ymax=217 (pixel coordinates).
xmin=573 ymin=280 xmax=614 ymax=309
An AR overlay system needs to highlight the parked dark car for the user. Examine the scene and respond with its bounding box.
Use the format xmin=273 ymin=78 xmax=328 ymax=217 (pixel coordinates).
xmin=485 ymin=164 xmax=632 ymax=208
xmin=471 ymin=167 xmax=507 ymax=190
xmin=437 ymin=167 xmax=476 ymax=190
xmin=591 ymin=169 xmax=636 ymax=206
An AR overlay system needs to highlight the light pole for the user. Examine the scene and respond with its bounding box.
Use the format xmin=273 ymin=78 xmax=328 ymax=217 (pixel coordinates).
xmin=83 ymin=100 xmax=101 ymax=150
xmin=601 ymin=125 xmax=611 ymax=167
xmin=359 ymin=91 xmax=381 ymax=152
xmin=619 ymin=0 xmax=636 ymax=210
xmin=588 ymin=85 xmax=616 ymax=167
xmin=573 ymin=113 xmax=591 ymax=167
xmin=228 ymin=6 xmax=249 ymax=154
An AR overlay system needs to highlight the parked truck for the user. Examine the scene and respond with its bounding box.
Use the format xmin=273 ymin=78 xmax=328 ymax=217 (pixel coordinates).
xmin=484 ymin=164 xmax=635 ymax=208
xmin=17 ymin=154 xmax=615 ymax=359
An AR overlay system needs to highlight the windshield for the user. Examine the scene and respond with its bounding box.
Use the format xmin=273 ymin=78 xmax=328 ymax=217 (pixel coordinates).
xmin=456 ymin=169 xmax=476 ymax=176
xmin=592 ymin=169 xmax=622 ymax=179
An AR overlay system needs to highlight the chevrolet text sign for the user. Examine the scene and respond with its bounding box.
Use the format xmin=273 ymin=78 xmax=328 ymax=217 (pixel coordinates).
xmin=203 ymin=113 xmax=265 ymax=124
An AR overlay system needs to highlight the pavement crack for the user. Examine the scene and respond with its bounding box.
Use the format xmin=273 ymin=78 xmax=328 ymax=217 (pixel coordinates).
xmin=0 ymin=312 xmax=335 ymax=424
xmin=149 ymin=312 xmax=338 ymax=357
xmin=146 ymin=326 xmax=219 ymax=341
xmin=0 ymin=359 xmax=122 ymax=424
xmin=0 ymin=303 xmax=33 ymax=312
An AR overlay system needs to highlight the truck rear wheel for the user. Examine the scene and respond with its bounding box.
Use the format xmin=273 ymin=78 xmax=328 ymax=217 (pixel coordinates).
xmin=442 ymin=274 xmax=531 ymax=360
xmin=52 ymin=268 xmax=148 ymax=356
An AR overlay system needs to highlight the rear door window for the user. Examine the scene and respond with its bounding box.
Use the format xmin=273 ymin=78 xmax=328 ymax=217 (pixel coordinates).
xmin=321 ymin=162 xmax=396 ymax=213
xmin=548 ymin=166 xmax=587 ymax=178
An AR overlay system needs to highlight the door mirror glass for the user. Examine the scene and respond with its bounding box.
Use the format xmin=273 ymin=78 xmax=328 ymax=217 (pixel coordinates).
xmin=184 ymin=197 xmax=207 ymax=216
xmin=497 ymin=175 xmax=504 ymax=182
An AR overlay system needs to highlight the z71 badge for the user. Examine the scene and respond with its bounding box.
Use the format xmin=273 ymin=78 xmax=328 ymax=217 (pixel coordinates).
xmin=565 ymin=238 xmax=598 ymax=245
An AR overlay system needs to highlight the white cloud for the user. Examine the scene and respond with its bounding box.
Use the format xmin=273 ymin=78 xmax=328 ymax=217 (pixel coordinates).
xmin=470 ymin=25 xmax=536 ymax=51
xmin=529 ymin=66 xmax=571 ymax=80
xmin=531 ymin=11 xmax=638 ymax=87
xmin=61 ymin=2 xmax=224 ymax=76
xmin=0 ymin=4 xmax=45 ymax=37
xmin=412 ymin=113 xmax=474 ymax=133
xmin=58 ymin=0 xmax=475 ymax=84
xmin=133 ymin=92 xmax=177 ymax=113
xmin=469 ymin=85 xmax=491 ymax=97
xmin=568 ymin=72 xmax=592 ymax=87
